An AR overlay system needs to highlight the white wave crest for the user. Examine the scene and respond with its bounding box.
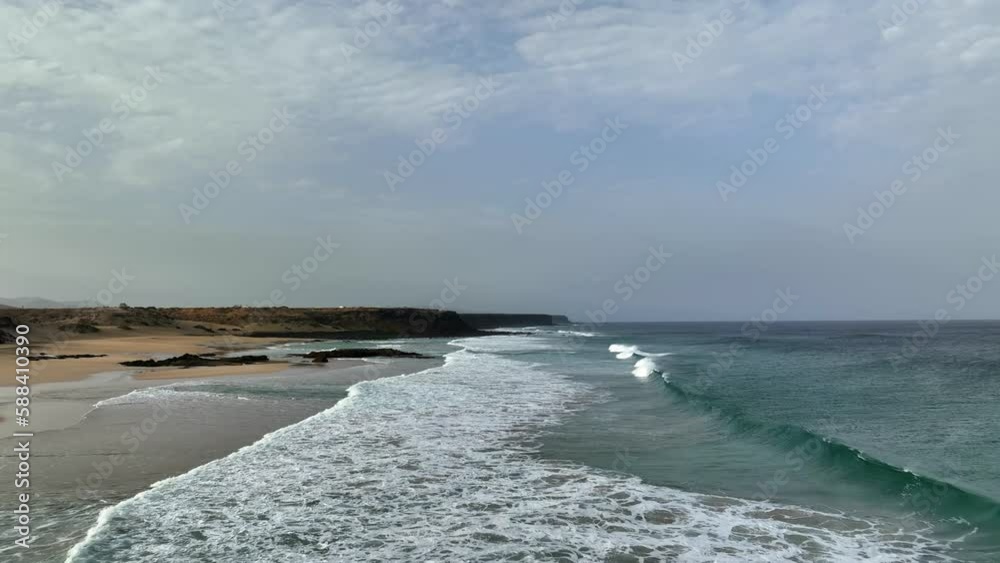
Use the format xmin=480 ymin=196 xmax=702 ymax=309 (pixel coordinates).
xmin=92 ymin=387 xmax=239 ymax=409
xmin=632 ymin=357 xmax=660 ymax=378
xmin=609 ymin=343 xmax=673 ymax=360
xmin=555 ymin=330 xmax=597 ymax=337
xmin=609 ymin=343 xmax=639 ymax=359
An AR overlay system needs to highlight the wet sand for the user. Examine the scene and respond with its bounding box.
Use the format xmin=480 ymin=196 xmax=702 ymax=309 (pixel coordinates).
xmin=0 ymin=357 xmax=441 ymax=562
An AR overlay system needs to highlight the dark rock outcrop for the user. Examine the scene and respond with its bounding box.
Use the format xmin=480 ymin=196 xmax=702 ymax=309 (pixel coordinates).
xmin=121 ymin=354 xmax=270 ymax=368
xmin=298 ymin=348 xmax=432 ymax=363
xmin=30 ymin=354 xmax=107 ymax=361
xmin=240 ymin=308 xmax=483 ymax=339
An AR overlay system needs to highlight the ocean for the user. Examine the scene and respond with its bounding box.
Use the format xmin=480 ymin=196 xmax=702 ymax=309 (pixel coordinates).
xmin=61 ymin=322 xmax=1000 ymax=561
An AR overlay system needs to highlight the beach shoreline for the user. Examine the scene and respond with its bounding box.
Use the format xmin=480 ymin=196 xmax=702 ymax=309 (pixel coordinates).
xmin=0 ymin=328 xmax=299 ymax=386
xmin=0 ymin=345 xmax=443 ymax=562
xmin=0 ymin=329 xmax=300 ymax=438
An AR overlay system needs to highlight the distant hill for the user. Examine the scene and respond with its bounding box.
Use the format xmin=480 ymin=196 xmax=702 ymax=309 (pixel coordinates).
xmin=0 ymin=297 xmax=89 ymax=308
xmin=0 ymin=306 xmax=488 ymax=339
xmin=0 ymin=305 xmax=573 ymax=343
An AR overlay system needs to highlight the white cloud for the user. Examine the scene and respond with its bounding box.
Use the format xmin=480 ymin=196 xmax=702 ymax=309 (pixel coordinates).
xmin=0 ymin=0 xmax=490 ymax=196
xmin=0 ymin=0 xmax=997 ymax=206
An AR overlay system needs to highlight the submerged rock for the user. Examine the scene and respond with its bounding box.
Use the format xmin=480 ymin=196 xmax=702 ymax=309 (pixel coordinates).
xmin=298 ymin=348 xmax=432 ymax=363
xmin=30 ymin=354 xmax=107 ymax=361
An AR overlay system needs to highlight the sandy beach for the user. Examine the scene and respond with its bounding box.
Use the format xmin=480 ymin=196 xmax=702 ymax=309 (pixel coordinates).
xmin=0 ymin=308 xmax=460 ymax=561
xmin=0 ymin=324 xmax=442 ymax=562
xmin=0 ymin=327 xmax=296 ymax=385
xmin=0 ymin=327 xmax=301 ymax=440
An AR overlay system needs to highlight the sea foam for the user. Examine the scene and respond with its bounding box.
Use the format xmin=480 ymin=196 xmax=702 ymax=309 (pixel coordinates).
xmin=67 ymin=335 xmax=955 ymax=562
xmin=609 ymin=342 xmax=673 ymax=360
xmin=632 ymin=357 xmax=661 ymax=378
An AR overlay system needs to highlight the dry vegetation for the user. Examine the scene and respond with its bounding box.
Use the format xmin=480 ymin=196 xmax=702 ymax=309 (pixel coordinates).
xmin=0 ymin=306 xmax=482 ymax=343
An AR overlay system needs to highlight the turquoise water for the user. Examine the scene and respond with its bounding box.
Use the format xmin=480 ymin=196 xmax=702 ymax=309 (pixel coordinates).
xmin=537 ymin=322 xmax=1000 ymax=561
xmin=64 ymin=324 xmax=1000 ymax=561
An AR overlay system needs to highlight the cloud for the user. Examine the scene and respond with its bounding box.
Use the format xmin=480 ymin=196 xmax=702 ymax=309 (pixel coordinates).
xmin=2 ymin=0 xmax=1000 ymax=316
xmin=3 ymin=0 xmax=997 ymax=199
xmin=0 ymin=0 xmax=494 ymax=197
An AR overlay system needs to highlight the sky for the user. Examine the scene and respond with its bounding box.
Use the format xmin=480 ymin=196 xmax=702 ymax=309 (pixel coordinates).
xmin=1 ymin=0 xmax=999 ymax=321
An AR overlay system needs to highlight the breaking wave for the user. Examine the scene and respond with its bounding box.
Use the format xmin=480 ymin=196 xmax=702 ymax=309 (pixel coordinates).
xmin=632 ymin=357 xmax=661 ymax=378
xmin=651 ymin=375 xmax=1000 ymax=536
xmin=67 ymin=336 xmax=958 ymax=562
xmin=609 ymin=343 xmax=673 ymax=359
xmin=91 ymin=387 xmax=232 ymax=409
